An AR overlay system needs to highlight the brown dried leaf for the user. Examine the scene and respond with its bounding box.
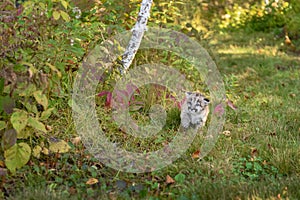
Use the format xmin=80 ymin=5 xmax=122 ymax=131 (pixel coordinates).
xmin=166 ymin=175 xmax=175 ymax=184
xmin=86 ymin=178 xmax=99 ymax=185
xmin=250 ymin=148 xmax=258 ymax=157
xmin=192 ymin=150 xmax=200 ymax=159
xmin=71 ymin=136 xmax=81 ymax=145
xmin=0 ymin=168 xmax=8 ymax=176
xmin=0 ymin=161 xmax=5 ymax=167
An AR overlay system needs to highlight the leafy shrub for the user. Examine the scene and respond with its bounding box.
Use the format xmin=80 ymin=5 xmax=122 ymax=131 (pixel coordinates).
xmin=0 ymin=0 xmax=104 ymax=173
xmin=218 ymin=0 xmax=290 ymax=32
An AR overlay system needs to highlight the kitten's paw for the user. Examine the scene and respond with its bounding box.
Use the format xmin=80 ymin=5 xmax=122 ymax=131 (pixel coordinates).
xmin=181 ymin=118 xmax=190 ymax=130
xmin=181 ymin=123 xmax=190 ymax=130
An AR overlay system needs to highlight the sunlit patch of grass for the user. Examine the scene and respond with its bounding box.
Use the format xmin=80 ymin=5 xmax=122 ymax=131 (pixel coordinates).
xmin=4 ymin=30 xmax=300 ymax=199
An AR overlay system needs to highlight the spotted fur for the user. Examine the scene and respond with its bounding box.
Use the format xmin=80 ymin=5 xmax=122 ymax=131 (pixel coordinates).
xmin=180 ymin=92 xmax=210 ymax=130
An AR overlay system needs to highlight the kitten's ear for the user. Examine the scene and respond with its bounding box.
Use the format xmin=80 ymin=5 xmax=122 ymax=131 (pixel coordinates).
xmin=203 ymin=98 xmax=210 ymax=105
xmin=185 ymin=91 xmax=193 ymax=96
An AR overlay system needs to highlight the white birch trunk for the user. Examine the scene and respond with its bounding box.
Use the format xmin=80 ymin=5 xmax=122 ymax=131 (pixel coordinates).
xmin=120 ymin=0 xmax=153 ymax=74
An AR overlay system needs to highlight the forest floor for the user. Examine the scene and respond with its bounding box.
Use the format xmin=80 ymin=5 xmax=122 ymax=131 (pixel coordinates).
xmin=3 ymin=30 xmax=300 ymax=200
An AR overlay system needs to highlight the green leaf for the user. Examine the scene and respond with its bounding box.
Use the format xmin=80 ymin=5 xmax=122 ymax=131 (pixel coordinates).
xmin=174 ymin=173 xmax=186 ymax=184
xmin=61 ymin=0 xmax=68 ymax=9
xmin=19 ymin=84 xmax=37 ymax=97
xmin=0 ymin=121 xmax=6 ymax=131
xmin=33 ymin=90 xmax=48 ymax=110
xmin=49 ymin=139 xmax=71 ymax=153
xmin=13 ymin=64 xmax=27 ymax=73
xmin=40 ymin=108 xmax=55 ymax=121
xmin=10 ymin=110 xmax=28 ymax=133
xmin=60 ymin=10 xmax=70 ymax=22
xmin=28 ymin=117 xmax=47 ymax=133
xmin=17 ymin=127 xmax=32 ymax=139
xmin=23 ymin=102 xmax=38 ymax=114
xmin=53 ymin=10 xmax=61 ymax=20
xmin=0 ymin=78 xmax=4 ymax=95
xmin=254 ymin=162 xmax=263 ymax=171
xmin=246 ymin=162 xmax=253 ymax=170
xmin=4 ymin=143 xmax=31 ymax=174
xmin=38 ymin=2 xmax=46 ymax=9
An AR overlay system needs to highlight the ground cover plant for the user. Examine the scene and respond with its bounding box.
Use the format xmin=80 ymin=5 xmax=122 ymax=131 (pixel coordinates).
xmin=0 ymin=0 xmax=299 ymax=199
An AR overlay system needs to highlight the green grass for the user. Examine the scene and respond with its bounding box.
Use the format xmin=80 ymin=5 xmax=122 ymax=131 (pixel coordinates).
xmin=2 ymin=30 xmax=300 ymax=200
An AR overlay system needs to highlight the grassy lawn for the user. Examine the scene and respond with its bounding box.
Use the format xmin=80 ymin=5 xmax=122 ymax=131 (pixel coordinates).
xmin=2 ymin=30 xmax=300 ymax=199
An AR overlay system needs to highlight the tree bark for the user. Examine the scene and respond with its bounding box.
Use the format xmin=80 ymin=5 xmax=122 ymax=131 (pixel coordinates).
xmin=120 ymin=0 xmax=153 ymax=74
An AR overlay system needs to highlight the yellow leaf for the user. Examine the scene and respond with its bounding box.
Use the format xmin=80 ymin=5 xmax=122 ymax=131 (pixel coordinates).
xmin=28 ymin=117 xmax=47 ymax=133
xmin=60 ymin=10 xmax=70 ymax=22
xmin=0 ymin=121 xmax=6 ymax=131
xmin=86 ymin=178 xmax=99 ymax=185
xmin=33 ymin=90 xmax=48 ymax=110
xmin=4 ymin=143 xmax=31 ymax=174
xmin=45 ymin=62 xmax=62 ymax=78
xmin=42 ymin=147 xmax=49 ymax=155
xmin=10 ymin=110 xmax=28 ymax=134
xmin=38 ymin=2 xmax=46 ymax=9
xmin=53 ymin=11 xmax=60 ymax=20
xmin=61 ymin=0 xmax=68 ymax=9
xmin=49 ymin=139 xmax=71 ymax=153
xmin=40 ymin=107 xmax=55 ymax=121
xmin=32 ymin=145 xmax=42 ymax=158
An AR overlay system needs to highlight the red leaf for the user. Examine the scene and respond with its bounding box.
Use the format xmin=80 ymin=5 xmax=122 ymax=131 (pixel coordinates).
xmin=226 ymin=99 xmax=237 ymax=110
xmin=97 ymin=91 xmax=110 ymax=97
xmin=192 ymin=150 xmax=200 ymax=159
xmin=105 ymin=92 xmax=112 ymax=107
xmin=213 ymin=103 xmax=225 ymax=116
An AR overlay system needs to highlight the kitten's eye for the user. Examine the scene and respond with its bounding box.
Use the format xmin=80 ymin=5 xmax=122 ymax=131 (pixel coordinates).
xmin=204 ymin=98 xmax=210 ymax=103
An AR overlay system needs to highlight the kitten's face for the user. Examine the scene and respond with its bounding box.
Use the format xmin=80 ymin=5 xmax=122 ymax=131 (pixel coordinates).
xmin=185 ymin=92 xmax=210 ymax=113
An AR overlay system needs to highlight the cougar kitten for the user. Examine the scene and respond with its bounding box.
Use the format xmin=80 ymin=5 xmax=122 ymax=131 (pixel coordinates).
xmin=180 ymin=92 xmax=210 ymax=130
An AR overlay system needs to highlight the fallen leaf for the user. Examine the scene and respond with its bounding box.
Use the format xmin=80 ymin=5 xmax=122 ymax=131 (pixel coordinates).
xmin=192 ymin=150 xmax=200 ymax=159
xmin=42 ymin=147 xmax=49 ymax=155
xmin=45 ymin=125 xmax=52 ymax=131
xmin=277 ymin=193 xmax=281 ymax=199
xmin=49 ymin=139 xmax=71 ymax=153
xmin=166 ymin=175 xmax=175 ymax=184
xmin=68 ymin=187 xmax=77 ymax=195
xmin=32 ymin=145 xmax=42 ymax=158
xmin=0 ymin=168 xmax=7 ymax=176
xmin=0 ymin=161 xmax=5 ymax=167
xmin=86 ymin=178 xmax=99 ymax=185
xmin=226 ymin=99 xmax=237 ymax=110
xmin=251 ymin=148 xmax=258 ymax=157
xmin=71 ymin=136 xmax=81 ymax=145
